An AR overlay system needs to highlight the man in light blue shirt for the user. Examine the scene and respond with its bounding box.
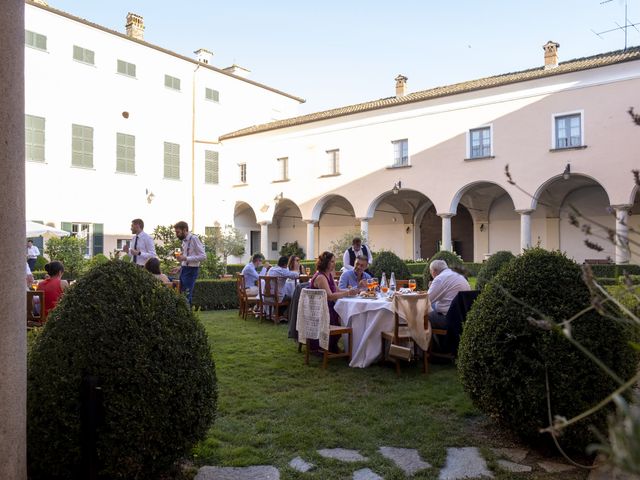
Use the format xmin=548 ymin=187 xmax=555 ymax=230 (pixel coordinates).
xmin=241 ymin=253 xmax=268 ymax=296
xmin=339 ymin=255 xmax=371 ymax=290
xmin=266 ymin=256 xmax=300 ymax=302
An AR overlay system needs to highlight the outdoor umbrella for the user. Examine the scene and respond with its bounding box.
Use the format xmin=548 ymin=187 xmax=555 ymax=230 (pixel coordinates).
xmin=26 ymin=221 xmax=71 ymax=239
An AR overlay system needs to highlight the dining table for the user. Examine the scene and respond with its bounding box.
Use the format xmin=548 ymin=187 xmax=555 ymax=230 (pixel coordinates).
xmin=334 ymin=295 xmax=396 ymax=368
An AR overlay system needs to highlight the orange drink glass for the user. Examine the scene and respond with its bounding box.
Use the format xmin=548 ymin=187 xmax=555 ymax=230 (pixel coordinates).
xmin=408 ymin=279 xmax=417 ymax=291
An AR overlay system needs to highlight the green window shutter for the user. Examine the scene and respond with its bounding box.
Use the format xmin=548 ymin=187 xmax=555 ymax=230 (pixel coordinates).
xmin=25 ymin=114 xmax=45 ymax=162
xmin=164 ymin=142 xmax=180 ymax=179
xmin=73 ymin=45 xmax=83 ymax=61
xmin=205 ymin=150 xmax=219 ymax=184
xmin=116 ymin=133 xmax=135 ymax=173
xmin=72 ymin=124 xmax=93 ymax=167
xmin=164 ymin=74 xmax=172 ymax=88
xmin=205 ymin=88 xmax=220 ymax=102
xmin=61 ymin=222 xmax=72 ymax=233
xmin=92 ymin=223 xmax=104 ymax=255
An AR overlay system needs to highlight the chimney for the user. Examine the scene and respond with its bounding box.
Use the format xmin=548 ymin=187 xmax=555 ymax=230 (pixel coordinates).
xmin=395 ymin=74 xmax=408 ymax=97
xmin=543 ymin=41 xmax=560 ymax=69
xmin=194 ymin=48 xmax=213 ymax=64
xmin=125 ymin=13 xmax=145 ymax=41
xmin=223 ymin=64 xmax=251 ymax=78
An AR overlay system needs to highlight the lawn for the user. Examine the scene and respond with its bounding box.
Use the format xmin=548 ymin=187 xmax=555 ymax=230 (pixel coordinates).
xmin=193 ymin=310 xmax=588 ymax=479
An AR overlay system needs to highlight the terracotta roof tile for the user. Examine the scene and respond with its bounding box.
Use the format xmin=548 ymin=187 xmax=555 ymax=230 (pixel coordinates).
xmin=220 ymin=46 xmax=640 ymax=140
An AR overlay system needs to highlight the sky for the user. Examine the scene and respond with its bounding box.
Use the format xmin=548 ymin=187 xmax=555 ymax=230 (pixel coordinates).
xmin=48 ymin=0 xmax=640 ymax=114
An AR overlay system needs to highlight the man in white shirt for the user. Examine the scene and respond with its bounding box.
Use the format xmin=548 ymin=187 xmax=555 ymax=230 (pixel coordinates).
xmin=123 ymin=218 xmax=156 ymax=267
xmin=267 ymin=256 xmax=300 ymax=303
xmin=174 ymin=221 xmax=206 ymax=306
xmin=427 ymin=259 xmax=470 ymax=329
xmin=343 ymin=237 xmax=373 ymax=271
xmin=241 ymin=253 xmax=268 ymax=296
xmin=27 ymin=240 xmax=40 ymax=272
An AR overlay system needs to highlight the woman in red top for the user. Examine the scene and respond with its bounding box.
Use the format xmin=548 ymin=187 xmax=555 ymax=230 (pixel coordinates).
xmin=37 ymin=261 xmax=69 ymax=316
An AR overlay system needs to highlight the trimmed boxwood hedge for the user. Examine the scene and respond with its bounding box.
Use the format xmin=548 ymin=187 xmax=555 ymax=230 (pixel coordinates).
xmin=423 ymin=251 xmax=465 ymax=285
xmin=27 ymin=261 xmax=217 ymax=479
xmin=370 ymin=251 xmax=411 ymax=281
xmin=458 ymin=248 xmax=639 ymax=452
xmin=476 ymin=250 xmax=516 ymax=291
xmin=588 ymin=263 xmax=640 ymax=278
xmin=192 ymin=279 xmax=238 ymax=310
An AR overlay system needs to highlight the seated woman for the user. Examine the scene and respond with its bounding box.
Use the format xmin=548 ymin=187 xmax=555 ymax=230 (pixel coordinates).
xmin=309 ymin=251 xmax=357 ymax=352
xmin=37 ymin=261 xmax=69 ymax=315
xmin=283 ymin=255 xmax=304 ymax=298
xmin=144 ymin=257 xmax=172 ymax=285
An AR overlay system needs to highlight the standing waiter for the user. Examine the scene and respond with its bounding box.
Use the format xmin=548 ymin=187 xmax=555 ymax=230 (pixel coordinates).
xmin=342 ymin=237 xmax=373 ymax=271
xmin=173 ymin=221 xmax=206 ymax=306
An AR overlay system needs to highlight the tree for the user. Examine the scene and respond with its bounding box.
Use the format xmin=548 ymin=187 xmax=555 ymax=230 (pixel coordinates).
xmin=152 ymin=224 xmax=182 ymax=273
xmin=205 ymin=225 xmax=245 ymax=274
xmin=328 ymin=229 xmax=368 ymax=258
xmin=280 ymin=241 xmax=305 ymax=260
xmin=45 ymin=236 xmax=86 ymax=278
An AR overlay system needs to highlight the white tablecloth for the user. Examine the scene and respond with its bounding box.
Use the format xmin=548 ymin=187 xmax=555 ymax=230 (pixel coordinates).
xmin=334 ymin=296 xmax=394 ymax=368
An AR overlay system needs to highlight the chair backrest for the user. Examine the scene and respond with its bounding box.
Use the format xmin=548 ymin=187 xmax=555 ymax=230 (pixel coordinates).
xmin=296 ymin=288 xmax=330 ymax=350
xmin=27 ymin=290 xmax=45 ymax=324
xmin=260 ymin=275 xmax=280 ymax=305
xmin=393 ymin=292 xmax=431 ymax=351
xmin=445 ymin=290 xmax=480 ymax=335
xmin=236 ymin=273 xmax=247 ymax=300
xmin=395 ymin=279 xmax=409 ymax=289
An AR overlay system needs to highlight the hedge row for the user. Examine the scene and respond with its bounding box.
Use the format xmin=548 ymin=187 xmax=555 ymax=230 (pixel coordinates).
xmin=192 ymin=279 xmax=238 ymax=311
xmin=589 ymin=264 xmax=640 ymax=277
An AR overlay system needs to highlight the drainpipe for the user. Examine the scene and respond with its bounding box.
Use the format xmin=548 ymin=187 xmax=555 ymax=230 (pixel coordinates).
xmin=191 ymin=64 xmax=200 ymax=230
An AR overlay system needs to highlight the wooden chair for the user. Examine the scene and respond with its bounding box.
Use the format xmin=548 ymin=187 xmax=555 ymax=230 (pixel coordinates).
xmin=259 ymin=275 xmax=290 ymax=324
xmin=430 ymin=290 xmax=480 ymax=360
xmin=236 ymin=274 xmax=260 ymax=320
xmin=27 ymin=290 xmax=46 ymax=327
xmin=381 ymin=293 xmax=432 ymax=375
xmin=296 ymin=288 xmax=352 ymax=369
xmin=395 ymin=279 xmax=410 ymax=289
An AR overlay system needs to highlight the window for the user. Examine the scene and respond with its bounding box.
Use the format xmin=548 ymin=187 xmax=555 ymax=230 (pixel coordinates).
xmin=73 ymin=45 xmax=95 ymax=65
xmin=326 ymin=149 xmax=340 ymax=175
xmin=392 ymin=139 xmax=408 ymax=167
xmin=116 ymin=239 xmax=131 ymax=251
xmin=25 ymin=114 xmax=45 ymax=162
xmin=72 ymin=124 xmax=94 ymax=168
xmin=469 ymin=127 xmax=491 ymax=158
xmin=25 ymin=30 xmax=47 ymax=50
xmin=116 ymin=133 xmax=135 ymax=173
xmin=164 ymin=142 xmax=180 ymax=179
xmin=117 ymin=59 xmax=136 ymax=77
xmin=164 ymin=74 xmax=181 ymax=91
xmin=205 ymin=150 xmax=219 ymax=184
xmin=554 ymin=113 xmax=582 ymax=149
xmin=205 ymin=87 xmax=220 ymax=102
xmin=71 ymin=223 xmax=91 ymax=256
xmin=276 ymin=157 xmax=289 ymax=181
xmin=239 ymin=163 xmax=247 ymax=184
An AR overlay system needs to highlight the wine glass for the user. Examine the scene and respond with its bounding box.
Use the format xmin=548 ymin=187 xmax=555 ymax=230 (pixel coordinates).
xmin=31 ymin=281 xmax=39 ymax=291
xmin=305 ymin=267 xmax=311 ymax=276
xmin=367 ymin=278 xmax=374 ymax=292
xmin=174 ymin=247 xmax=182 ymax=258
xmin=380 ymin=283 xmax=389 ymax=296
xmin=408 ymin=279 xmax=417 ymax=291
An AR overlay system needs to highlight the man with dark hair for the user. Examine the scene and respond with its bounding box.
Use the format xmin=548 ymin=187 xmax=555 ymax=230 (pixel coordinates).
xmin=241 ymin=253 xmax=269 ymax=296
xmin=27 ymin=240 xmax=40 ymax=272
xmin=343 ymin=237 xmax=373 ymax=271
xmin=339 ymin=255 xmax=371 ymax=289
xmin=123 ymin=218 xmax=156 ymax=267
xmin=266 ymin=255 xmax=300 ymax=304
xmin=173 ymin=221 xmax=206 ymax=306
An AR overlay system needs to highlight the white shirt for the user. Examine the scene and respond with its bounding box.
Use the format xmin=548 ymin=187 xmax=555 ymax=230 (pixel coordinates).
xmin=128 ymin=230 xmax=156 ymax=266
xmin=427 ymin=268 xmax=470 ymax=314
xmin=342 ymin=245 xmax=373 ymax=271
xmin=181 ymin=233 xmax=206 ymax=267
xmin=266 ymin=265 xmax=299 ymax=301
xmin=27 ymin=245 xmax=40 ymax=259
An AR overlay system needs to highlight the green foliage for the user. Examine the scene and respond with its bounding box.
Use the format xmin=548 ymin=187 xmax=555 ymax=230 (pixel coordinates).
xmin=606 ymin=285 xmax=640 ymax=315
xmin=475 ymin=250 xmax=516 ymax=291
xmin=423 ymin=250 xmax=464 ymax=285
xmin=369 ymin=250 xmax=411 ymax=280
xmin=588 ymin=264 xmax=640 ymax=278
xmin=45 ymin=236 xmax=86 ymax=278
xmin=34 ymin=255 xmax=47 ymax=271
xmin=205 ymin=225 xmax=245 ymax=273
xmin=191 ymin=279 xmax=238 ymax=310
xmin=457 ymin=248 xmax=639 ymax=452
xmin=84 ymin=253 xmax=110 ymax=273
xmin=152 ymin=224 xmax=181 ymax=273
xmin=279 ymin=240 xmax=305 ymax=260
xmin=328 ymin=228 xmax=367 ymax=258
xmin=200 ymin=251 xmax=224 ymax=279
xmin=27 ymin=261 xmax=217 ymax=479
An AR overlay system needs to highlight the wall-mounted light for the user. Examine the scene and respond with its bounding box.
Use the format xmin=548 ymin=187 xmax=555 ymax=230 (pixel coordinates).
xmin=392 ymin=180 xmax=402 ymax=195
xmin=563 ymin=163 xmax=571 ymax=181
xmin=145 ymin=188 xmax=155 ymax=204
xmin=274 ymin=192 xmax=284 ymax=203
xmin=479 ymin=223 xmax=485 ymax=232
xmin=405 ymin=226 xmax=411 ymax=234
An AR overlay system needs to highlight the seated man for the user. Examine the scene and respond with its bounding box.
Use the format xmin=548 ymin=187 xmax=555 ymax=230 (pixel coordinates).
xmin=266 ymin=256 xmax=300 ymax=303
xmin=339 ymin=255 xmax=371 ymax=290
xmin=241 ymin=253 xmax=268 ymax=297
xmin=427 ymin=259 xmax=470 ymax=329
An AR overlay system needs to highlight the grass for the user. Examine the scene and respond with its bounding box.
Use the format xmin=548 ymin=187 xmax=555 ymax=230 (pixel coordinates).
xmin=192 ymin=310 xmax=589 ymax=479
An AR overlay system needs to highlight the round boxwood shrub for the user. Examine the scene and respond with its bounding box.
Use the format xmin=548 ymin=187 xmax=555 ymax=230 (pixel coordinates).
xmin=423 ymin=250 xmax=464 ymax=285
xmin=475 ymin=250 xmax=516 ymax=291
xmin=457 ymin=248 xmax=638 ymax=452
xmin=369 ymin=250 xmax=411 ymax=281
xmin=28 ymin=261 xmax=217 ymax=479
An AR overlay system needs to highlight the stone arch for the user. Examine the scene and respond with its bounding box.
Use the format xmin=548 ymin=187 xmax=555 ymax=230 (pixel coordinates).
xmin=270 ymin=198 xmax=305 ymax=257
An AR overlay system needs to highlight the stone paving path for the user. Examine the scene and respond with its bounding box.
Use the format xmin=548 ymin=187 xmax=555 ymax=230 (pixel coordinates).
xmin=195 ymin=443 xmax=605 ymax=479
